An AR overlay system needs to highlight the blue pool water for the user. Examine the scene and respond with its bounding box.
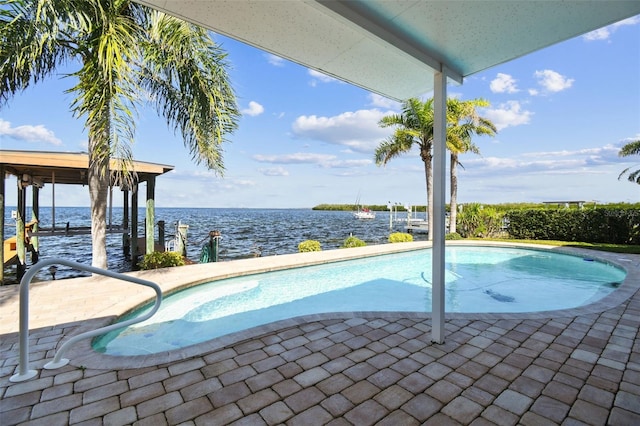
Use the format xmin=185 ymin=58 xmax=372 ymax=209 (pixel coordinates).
xmin=94 ymin=246 xmax=626 ymax=356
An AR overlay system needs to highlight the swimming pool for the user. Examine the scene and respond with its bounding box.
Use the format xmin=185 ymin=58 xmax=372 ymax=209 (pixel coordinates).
xmin=94 ymin=246 xmax=626 ymax=356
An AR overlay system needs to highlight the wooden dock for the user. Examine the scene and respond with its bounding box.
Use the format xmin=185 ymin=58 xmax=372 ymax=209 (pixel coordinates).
xmin=405 ymin=220 xmax=429 ymax=233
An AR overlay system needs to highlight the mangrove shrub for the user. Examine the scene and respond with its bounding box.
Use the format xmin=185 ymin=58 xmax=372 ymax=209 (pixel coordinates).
xmin=139 ymin=251 xmax=185 ymax=270
xmin=298 ymin=240 xmax=322 ymax=252
xmin=388 ymin=232 xmax=413 ymax=243
xmin=341 ymin=235 xmax=367 ymax=248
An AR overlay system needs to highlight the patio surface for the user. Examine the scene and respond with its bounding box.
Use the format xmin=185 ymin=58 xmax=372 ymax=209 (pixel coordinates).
xmin=1 ymin=242 xmax=639 ymax=425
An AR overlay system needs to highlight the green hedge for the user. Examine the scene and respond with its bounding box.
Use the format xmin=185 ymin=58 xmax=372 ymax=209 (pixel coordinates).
xmin=445 ymin=232 xmax=463 ymax=240
xmin=505 ymin=209 xmax=640 ymax=244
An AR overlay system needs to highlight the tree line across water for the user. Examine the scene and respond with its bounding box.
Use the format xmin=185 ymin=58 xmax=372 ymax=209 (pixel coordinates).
xmin=313 ymin=202 xmax=640 ymax=212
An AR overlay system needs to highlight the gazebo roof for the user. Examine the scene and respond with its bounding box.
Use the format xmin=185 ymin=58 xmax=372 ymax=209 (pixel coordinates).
xmin=134 ymin=0 xmax=640 ymax=100
xmin=0 ymin=150 xmax=174 ymax=186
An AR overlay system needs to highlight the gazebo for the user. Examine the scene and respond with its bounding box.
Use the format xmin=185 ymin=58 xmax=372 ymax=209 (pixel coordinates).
xmin=0 ymin=150 xmax=174 ymax=283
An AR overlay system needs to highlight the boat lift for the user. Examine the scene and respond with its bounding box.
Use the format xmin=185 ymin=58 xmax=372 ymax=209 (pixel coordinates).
xmin=1 ymin=150 xmax=174 ymax=283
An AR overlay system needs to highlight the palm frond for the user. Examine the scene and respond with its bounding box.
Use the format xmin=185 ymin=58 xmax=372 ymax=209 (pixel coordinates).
xmin=619 ymin=140 xmax=640 ymax=157
xmin=445 ymin=98 xmax=496 ymax=156
xmin=618 ymin=140 xmax=640 ymax=185
xmin=374 ymin=133 xmax=413 ymax=165
xmin=65 ymin=0 xmax=139 ymax=185
xmin=619 ymin=165 xmax=640 ymax=184
xmin=374 ymin=97 xmax=434 ymax=166
xmin=137 ymin=10 xmax=239 ymax=174
xmin=0 ymin=0 xmax=76 ymax=105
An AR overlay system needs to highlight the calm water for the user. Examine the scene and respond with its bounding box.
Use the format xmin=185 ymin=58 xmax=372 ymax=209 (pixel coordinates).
xmin=94 ymin=246 xmax=626 ymax=355
xmin=3 ymin=207 xmax=424 ymax=282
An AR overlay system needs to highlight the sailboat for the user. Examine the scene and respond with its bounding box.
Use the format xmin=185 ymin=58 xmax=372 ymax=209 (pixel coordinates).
xmin=353 ymin=193 xmax=376 ymax=219
xmin=353 ymin=207 xmax=376 ymax=220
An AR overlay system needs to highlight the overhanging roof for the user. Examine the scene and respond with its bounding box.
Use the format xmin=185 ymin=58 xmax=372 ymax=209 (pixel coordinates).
xmin=134 ymin=0 xmax=640 ymax=101
xmin=0 ymin=150 xmax=174 ymax=186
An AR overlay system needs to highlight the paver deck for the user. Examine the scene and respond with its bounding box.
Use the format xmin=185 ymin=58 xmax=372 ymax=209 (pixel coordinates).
xmin=1 ymin=242 xmax=639 ymax=425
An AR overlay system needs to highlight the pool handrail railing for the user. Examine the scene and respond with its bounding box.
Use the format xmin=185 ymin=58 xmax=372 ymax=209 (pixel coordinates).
xmin=9 ymin=258 xmax=162 ymax=382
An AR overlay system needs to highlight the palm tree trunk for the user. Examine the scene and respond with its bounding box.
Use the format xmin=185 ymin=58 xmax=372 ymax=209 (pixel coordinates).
xmin=424 ymin=155 xmax=434 ymax=241
xmin=449 ymin=153 xmax=458 ymax=234
xmin=88 ymin=136 xmax=109 ymax=269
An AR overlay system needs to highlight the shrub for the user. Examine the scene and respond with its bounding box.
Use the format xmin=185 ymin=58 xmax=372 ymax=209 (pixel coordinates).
xmin=445 ymin=232 xmax=463 ymax=240
xmin=341 ymin=235 xmax=366 ymax=248
xmin=388 ymin=232 xmax=413 ymax=243
xmin=298 ymin=240 xmax=322 ymax=252
xmin=138 ymin=251 xmax=185 ymax=270
xmin=457 ymin=203 xmax=503 ymax=238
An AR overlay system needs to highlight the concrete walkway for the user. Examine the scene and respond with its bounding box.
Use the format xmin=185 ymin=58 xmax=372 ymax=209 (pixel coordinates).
xmin=1 ymin=242 xmax=639 ymax=425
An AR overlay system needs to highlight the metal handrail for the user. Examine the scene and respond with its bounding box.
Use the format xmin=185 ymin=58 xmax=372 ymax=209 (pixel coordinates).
xmin=10 ymin=258 xmax=162 ymax=382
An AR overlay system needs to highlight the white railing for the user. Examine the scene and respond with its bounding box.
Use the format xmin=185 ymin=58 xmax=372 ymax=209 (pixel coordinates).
xmin=10 ymin=258 xmax=162 ymax=383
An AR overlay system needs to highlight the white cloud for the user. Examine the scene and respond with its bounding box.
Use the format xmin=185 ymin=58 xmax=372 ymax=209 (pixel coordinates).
xmin=0 ymin=119 xmax=62 ymax=145
xmin=583 ymin=16 xmax=640 ymax=41
xmin=464 ymin=142 xmax=630 ymax=178
xmin=308 ymin=69 xmax=339 ymax=86
xmin=482 ymin=101 xmax=533 ymax=131
xmin=253 ymin=152 xmax=336 ymax=165
xmin=583 ymin=28 xmax=610 ymax=41
xmin=291 ymin=109 xmax=394 ymax=153
xmin=252 ymin=152 xmax=371 ymax=169
xmin=368 ymin=93 xmax=400 ymax=109
xmin=265 ymin=54 xmax=286 ymax=67
xmin=522 ymin=144 xmax=624 ymax=166
xmin=167 ymin=169 xmax=257 ymax=189
xmin=489 ymin=73 xmax=519 ymax=94
xmin=322 ymin=159 xmax=372 ymax=169
xmin=618 ymin=134 xmax=640 ymax=147
xmin=466 ymin=156 xmax=590 ymax=177
xmin=533 ymin=70 xmax=574 ymax=93
xmin=241 ymin=101 xmax=264 ymax=117
xmin=259 ymin=167 xmax=289 ymax=176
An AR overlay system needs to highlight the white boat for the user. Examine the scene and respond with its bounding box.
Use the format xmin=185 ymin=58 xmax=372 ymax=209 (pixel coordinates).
xmin=352 ymin=192 xmax=376 ymax=219
xmin=353 ymin=208 xmax=376 ymax=220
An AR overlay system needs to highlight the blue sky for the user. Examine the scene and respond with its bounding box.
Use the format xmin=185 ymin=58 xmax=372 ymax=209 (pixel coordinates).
xmin=1 ymin=15 xmax=639 ymax=209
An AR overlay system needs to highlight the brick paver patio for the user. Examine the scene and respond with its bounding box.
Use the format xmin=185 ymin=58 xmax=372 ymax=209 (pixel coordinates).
xmin=1 ymin=242 xmax=639 ymax=425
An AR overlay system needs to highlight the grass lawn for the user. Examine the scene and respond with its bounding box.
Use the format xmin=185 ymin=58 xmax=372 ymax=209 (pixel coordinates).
xmin=472 ymin=238 xmax=640 ymax=255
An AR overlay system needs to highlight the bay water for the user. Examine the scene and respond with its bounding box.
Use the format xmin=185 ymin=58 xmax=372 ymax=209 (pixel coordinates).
xmin=3 ymin=207 xmax=426 ymax=282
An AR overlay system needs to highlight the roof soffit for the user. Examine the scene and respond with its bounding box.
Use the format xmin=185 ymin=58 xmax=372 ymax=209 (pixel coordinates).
xmin=134 ymin=0 xmax=640 ymax=100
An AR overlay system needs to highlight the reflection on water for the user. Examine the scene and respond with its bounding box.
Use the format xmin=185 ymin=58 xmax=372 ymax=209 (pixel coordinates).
xmin=3 ymin=207 xmax=425 ymax=282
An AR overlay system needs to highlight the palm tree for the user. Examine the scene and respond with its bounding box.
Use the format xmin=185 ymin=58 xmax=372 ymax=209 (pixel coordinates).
xmin=375 ymin=97 xmax=496 ymax=238
xmin=618 ymin=140 xmax=640 ymax=184
xmin=0 ymin=0 xmax=240 ymax=268
xmin=446 ymin=99 xmax=497 ymax=234
xmin=376 ymin=98 xmax=436 ymax=239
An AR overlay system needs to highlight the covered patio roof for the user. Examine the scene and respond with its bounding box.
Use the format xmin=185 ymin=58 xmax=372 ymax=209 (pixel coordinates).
xmin=131 ymin=0 xmax=640 ymax=343
xmin=134 ymin=0 xmax=640 ymax=101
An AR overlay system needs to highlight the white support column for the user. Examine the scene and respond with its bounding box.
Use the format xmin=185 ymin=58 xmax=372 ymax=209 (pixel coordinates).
xmin=432 ymin=71 xmax=447 ymax=344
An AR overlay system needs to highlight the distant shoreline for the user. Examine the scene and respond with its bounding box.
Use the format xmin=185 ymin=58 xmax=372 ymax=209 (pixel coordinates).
xmin=4 ymin=201 xmax=640 ymax=213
